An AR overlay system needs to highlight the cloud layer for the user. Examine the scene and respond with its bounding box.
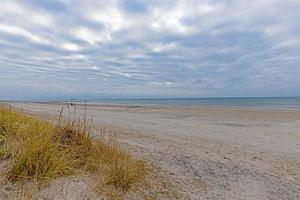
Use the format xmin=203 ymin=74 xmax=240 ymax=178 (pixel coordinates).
xmin=0 ymin=0 xmax=299 ymax=99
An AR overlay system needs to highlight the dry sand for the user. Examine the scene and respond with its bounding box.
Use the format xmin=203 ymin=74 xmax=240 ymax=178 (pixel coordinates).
xmin=2 ymin=102 xmax=300 ymax=199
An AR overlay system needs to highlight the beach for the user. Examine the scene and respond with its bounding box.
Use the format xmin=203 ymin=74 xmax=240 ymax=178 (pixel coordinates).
xmin=6 ymin=102 xmax=300 ymax=199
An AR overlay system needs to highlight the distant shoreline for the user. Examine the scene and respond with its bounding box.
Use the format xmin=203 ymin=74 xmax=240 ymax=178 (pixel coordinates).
xmin=3 ymin=97 xmax=300 ymax=111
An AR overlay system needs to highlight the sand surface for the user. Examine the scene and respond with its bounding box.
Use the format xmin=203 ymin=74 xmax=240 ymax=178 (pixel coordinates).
xmin=4 ymin=102 xmax=300 ymax=199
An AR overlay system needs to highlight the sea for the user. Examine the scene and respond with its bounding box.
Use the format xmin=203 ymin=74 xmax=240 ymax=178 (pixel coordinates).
xmin=83 ymin=97 xmax=300 ymax=109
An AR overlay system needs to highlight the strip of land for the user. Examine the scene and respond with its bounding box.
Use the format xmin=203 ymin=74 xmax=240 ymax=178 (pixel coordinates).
xmin=5 ymin=102 xmax=300 ymax=199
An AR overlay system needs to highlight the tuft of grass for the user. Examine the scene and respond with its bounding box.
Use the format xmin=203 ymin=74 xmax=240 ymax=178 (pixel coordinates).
xmin=0 ymin=107 xmax=75 ymax=181
xmin=87 ymin=139 xmax=146 ymax=191
xmin=0 ymin=106 xmax=146 ymax=193
xmin=105 ymin=158 xmax=146 ymax=191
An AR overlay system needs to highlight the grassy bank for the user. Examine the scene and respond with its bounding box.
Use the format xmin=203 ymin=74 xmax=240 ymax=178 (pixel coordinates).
xmin=0 ymin=106 xmax=146 ymax=195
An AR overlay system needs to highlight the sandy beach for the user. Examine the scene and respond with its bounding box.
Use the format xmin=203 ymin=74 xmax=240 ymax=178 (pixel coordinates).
xmin=5 ymin=102 xmax=300 ymax=199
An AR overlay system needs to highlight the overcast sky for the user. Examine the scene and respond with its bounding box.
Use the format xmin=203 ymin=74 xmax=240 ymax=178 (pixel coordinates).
xmin=0 ymin=0 xmax=299 ymax=100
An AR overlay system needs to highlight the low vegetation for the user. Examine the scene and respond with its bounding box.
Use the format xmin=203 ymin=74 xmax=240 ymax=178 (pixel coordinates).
xmin=0 ymin=106 xmax=146 ymax=194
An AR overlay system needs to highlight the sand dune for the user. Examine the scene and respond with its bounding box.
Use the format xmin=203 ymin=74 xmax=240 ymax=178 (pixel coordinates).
xmin=7 ymin=102 xmax=300 ymax=199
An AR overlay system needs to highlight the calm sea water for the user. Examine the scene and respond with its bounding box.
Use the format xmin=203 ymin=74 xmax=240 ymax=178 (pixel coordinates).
xmin=87 ymin=97 xmax=300 ymax=108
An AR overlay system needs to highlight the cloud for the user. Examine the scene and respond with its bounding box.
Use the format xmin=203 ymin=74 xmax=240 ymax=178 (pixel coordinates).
xmin=72 ymin=26 xmax=111 ymax=44
xmin=61 ymin=43 xmax=79 ymax=51
xmin=0 ymin=0 xmax=300 ymax=99
xmin=0 ymin=23 xmax=49 ymax=44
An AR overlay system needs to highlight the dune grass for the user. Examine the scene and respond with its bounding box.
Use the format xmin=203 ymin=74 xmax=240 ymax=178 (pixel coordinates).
xmin=0 ymin=106 xmax=146 ymax=192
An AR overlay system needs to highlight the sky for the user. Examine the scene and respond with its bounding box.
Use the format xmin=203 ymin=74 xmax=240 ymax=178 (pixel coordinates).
xmin=0 ymin=0 xmax=300 ymax=100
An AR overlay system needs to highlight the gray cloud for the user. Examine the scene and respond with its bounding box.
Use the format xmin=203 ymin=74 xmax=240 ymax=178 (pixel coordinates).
xmin=0 ymin=0 xmax=300 ymax=100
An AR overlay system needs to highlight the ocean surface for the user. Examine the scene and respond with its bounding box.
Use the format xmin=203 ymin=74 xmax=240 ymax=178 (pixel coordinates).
xmin=85 ymin=97 xmax=300 ymax=109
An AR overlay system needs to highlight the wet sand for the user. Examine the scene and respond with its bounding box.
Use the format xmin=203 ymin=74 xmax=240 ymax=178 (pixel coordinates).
xmin=6 ymin=102 xmax=300 ymax=199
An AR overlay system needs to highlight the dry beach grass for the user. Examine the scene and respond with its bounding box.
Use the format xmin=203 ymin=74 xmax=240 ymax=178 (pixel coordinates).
xmin=0 ymin=106 xmax=147 ymax=199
